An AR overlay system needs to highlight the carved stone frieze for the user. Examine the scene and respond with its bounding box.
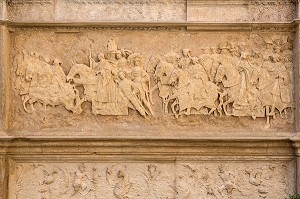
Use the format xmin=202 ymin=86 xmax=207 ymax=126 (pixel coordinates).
xmin=10 ymin=161 xmax=295 ymax=198
xmin=11 ymin=31 xmax=294 ymax=131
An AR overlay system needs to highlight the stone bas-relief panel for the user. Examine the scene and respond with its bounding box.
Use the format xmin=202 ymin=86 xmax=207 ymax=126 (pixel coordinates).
xmin=187 ymin=0 xmax=295 ymax=22
xmin=10 ymin=161 xmax=295 ymax=199
xmin=10 ymin=30 xmax=294 ymax=133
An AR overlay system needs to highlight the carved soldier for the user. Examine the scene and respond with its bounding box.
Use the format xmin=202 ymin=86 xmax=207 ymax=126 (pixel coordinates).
xmin=129 ymin=54 xmax=154 ymax=115
xmin=116 ymin=50 xmax=128 ymax=70
xmin=95 ymin=55 xmax=118 ymax=106
xmin=90 ymin=53 xmax=106 ymax=72
xmin=180 ymin=48 xmax=191 ymax=69
xmin=117 ymin=72 xmax=147 ymax=117
xmin=52 ymin=58 xmax=66 ymax=88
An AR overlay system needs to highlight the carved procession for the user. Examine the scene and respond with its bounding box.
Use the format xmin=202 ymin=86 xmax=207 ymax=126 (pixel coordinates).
xmin=14 ymin=36 xmax=293 ymax=127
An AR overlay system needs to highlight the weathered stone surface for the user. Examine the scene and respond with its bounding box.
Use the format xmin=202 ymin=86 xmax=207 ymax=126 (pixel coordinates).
xmin=55 ymin=0 xmax=186 ymax=22
xmin=0 ymin=26 xmax=10 ymax=133
xmin=9 ymin=161 xmax=295 ymax=199
xmin=0 ymin=0 xmax=300 ymax=197
xmin=7 ymin=0 xmax=54 ymax=22
xmin=7 ymin=28 xmax=294 ymax=136
xmin=0 ymin=158 xmax=3 ymax=199
xmin=187 ymin=0 xmax=296 ymax=22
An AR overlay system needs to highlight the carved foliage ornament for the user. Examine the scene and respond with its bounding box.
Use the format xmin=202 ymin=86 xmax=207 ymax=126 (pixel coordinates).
xmin=13 ymin=162 xmax=294 ymax=199
xmin=14 ymin=37 xmax=293 ymax=127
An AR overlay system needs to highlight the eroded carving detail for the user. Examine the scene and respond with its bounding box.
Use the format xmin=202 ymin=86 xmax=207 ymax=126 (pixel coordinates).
xmin=148 ymin=35 xmax=293 ymax=127
xmin=249 ymin=0 xmax=295 ymax=22
xmin=15 ymin=39 xmax=154 ymax=118
xmin=11 ymin=162 xmax=294 ymax=199
xmin=14 ymin=35 xmax=293 ymax=127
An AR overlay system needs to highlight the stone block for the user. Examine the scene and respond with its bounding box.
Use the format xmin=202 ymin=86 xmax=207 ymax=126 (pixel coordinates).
xmin=187 ymin=0 xmax=295 ymax=22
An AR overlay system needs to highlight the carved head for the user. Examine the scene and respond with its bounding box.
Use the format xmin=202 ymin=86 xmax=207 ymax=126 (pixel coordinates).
xmin=119 ymin=71 xmax=126 ymax=80
xmin=98 ymin=53 xmax=105 ymax=61
xmin=117 ymin=170 xmax=125 ymax=179
xmin=191 ymin=57 xmax=199 ymax=65
xmin=128 ymin=53 xmax=144 ymax=68
xmin=182 ymin=48 xmax=191 ymax=58
xmin=53 ymin=58 xmax=62 ymax=66
xmin=116 ymin=50 xmax=122 ymax=59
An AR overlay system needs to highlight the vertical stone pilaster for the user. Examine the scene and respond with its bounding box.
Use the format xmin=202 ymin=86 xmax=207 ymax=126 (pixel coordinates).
xmin=0 ymin=25 xmax=10 ymax=134
xmin=292 ymin=140 xmax=300 ymax=194
xmin=297 ymin=156 xmax=300 ymax=193
xmin=0 ymin=158 xmax=3 ymax=199
xmin=294 ymin=24 xmax=300 ymax=132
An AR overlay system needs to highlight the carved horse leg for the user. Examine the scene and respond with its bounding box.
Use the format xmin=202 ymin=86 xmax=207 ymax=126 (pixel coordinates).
xmin=22 ymin=95 xmax=35 ymax=113
xmin=265 ymin=106 xmax=271 ymax=129
xmin=43 ymin=104 xmax=47 ymax=121
xmin=171 ymin=99 xmax=179 ymax=118
xmin=208 ymin=106 xmax=216 ymax=116
xmin=222 ymin=98 xmax=234 ymax=116
xmin=163 ymin=97 xmax=169 ymax=115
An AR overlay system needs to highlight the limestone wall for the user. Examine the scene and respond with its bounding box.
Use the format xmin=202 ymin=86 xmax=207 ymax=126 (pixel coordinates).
xmin=0 ymin=0 xmax=300 ymax=198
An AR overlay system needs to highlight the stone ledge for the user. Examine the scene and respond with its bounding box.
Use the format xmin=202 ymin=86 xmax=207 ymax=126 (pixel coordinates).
xmin=0 ymin=136 xmax=296 ymax=158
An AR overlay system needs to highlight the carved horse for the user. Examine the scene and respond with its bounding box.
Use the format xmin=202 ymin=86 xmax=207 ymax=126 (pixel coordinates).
xmin=251 ymin=65 xmax=293 ymax=127
xmin=22 ymin=61 xmax=83 ymax=114
xmin=67 ymin=63 xmax=98 ymax=103
xmin=168 ymin=68 xmax=221 ymax=118
xmin=152 ymin=58 xmax=175 ymax=114
xmin=214 ymin=62 xmax=241 ymax=116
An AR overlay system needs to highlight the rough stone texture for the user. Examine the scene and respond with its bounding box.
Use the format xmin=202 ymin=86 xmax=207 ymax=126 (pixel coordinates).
xmin=0 ymin=158 xmax=3 ymax=199
xmin=0 ymin=1 xmax=3 ymax=20
xmin=0 ymin=25 xmax=9 ymax=133
xmin=187 ymin=0 xmax=296 ymax=22
xmin=7 ymin=0 xmax=54 ymax=22
xmin=8 ymin=29 xmax=294 ymax=135
xmin=0 ymin=0 xmax=300 ymax=198
xmin=55 ymin=0 xmax=186 ymax=22
xmin=9 ymin=161 xmax=295 ymax=199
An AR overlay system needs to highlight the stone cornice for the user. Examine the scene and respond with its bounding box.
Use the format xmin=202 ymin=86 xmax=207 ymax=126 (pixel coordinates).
xmin=187 ymin=0 xmax=296 ymax=5
xmin=0 ymin=20 xmax=296 ymax=32
xmin=0 ymin=136 xmax=296 ymax=160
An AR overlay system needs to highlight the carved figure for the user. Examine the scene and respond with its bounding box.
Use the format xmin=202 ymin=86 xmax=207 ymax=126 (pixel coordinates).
xmin=66 ymin=41 xmax=153 ymax=117
xmin=117 ymin=72 xmax=148 ymax=117
xmin=72 ymin=163 xmax=96 ymax=198
xmin=15 ymin=36 xmax=294 ymax=127
xmin=129 ymin=53 xmax=154 ymax=116
xmin=16 ymin=52 xmax=83 ymax=115
xmin=39 ymin=170 xmax=58 ymax=199
xmin=106 ymin=165 xmax=131 ymax=199
xmin=217 ymin=165 xmax=238 ymax=196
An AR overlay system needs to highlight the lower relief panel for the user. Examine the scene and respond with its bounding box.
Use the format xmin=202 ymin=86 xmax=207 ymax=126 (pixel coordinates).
xmin=9 ymin=160 xmax=296 ymax=199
